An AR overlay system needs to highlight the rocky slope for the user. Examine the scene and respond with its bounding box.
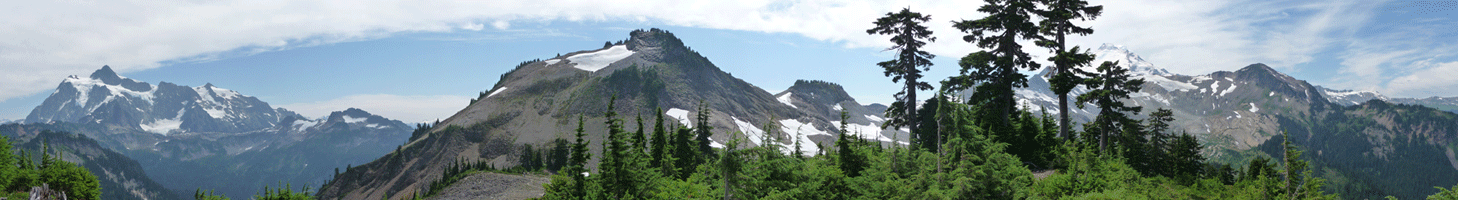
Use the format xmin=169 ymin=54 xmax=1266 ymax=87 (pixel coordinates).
xmin=318 ymin=28 xmax=906 ymax=200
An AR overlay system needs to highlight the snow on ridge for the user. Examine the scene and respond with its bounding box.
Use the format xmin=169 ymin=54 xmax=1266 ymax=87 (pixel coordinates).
xmin=63 ymin=76 xmax=158 ymax=108
xmin=566 ymin=45 xmax=635 ymax=72
xmin=1143 ymin=74 xmax=1197 ymax=92
xmin=487 ymin=87 xmax=509 ymax=98
xmin=777 ymin=92 xmax=798 ymax=109
xmin=293 ymin=119 xmax=320 ymax=132
xmin=665 ymin=108 xmax=693 ymax=128
xmin=343 ymin=115 xmax=368 ymax=123
xmin=544 ymin=59 xmax=561 ymax=65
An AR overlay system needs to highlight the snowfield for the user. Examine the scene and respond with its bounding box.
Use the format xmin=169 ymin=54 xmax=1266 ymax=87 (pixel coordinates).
xmin=567 ymin=45 xmax=635 ymax=72
xmin=487 ymin=87 xmax=508 ymax=98
xmin=777 ymin=92 xmax=798 ymax=109
xmin=665 ymin=108 xmax=693 ymax=128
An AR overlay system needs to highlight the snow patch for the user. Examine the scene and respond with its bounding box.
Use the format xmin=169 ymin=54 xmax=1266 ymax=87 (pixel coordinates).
xmin=1143 ymin=75 xmax=1197 ymax=92
xmin=343 ymin=115 xmax=368 ymax=123
xmin=1219 ymin=84 xmax=1238 ymax=97
xmin=293 ymin=119 xmax=319 ymax=132
xmin=140 ymin=119 xmax=182 ymax=135
xmin=665 ymin=108 xmax=693 ymax=128
xmin=832 ymin=104 xmax=842 ymax=111
xmin=731 ymin=117 xmax=766 ymax=146
xmin=366 ymin=123 xmax=388 ymax=129
xmin=779 ymin=119 xmax=830 ymax=156
xmin=544 ymin=59 xmax=561 ymax=65
xmin=1249 ymin=103 xmax=1259 ymax=113
xmin=566 ymin=45 xmax=635 ymax=72
xmin=865 ymin=115 xmax=885 ymax=122
xmin=487 ymin=87 xmax=508 ymax=98
xmin=776 ymin=92 xmax=798 ymax=109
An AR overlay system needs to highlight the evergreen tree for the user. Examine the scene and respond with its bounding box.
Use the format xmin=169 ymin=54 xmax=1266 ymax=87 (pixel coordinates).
xmin=568 ymin=115 xmax=591 ymax=198
xmin=950 ymin=0 xmax=1044 ymax=127
xmin=836 ymin=111 xmax=863 ymax=177
xmin=1279 ymin=131 xmax=1335 ymax=199
xmin=867 ymin=8 xmax=936 ymax=158
xmin=1143 ymin=108 xmax=1177 ymax=176
xmin=1036 ymin=0 xmax=1103 ymax=141
xmin=651 ymin=107 xmax=671 ymax=170
xmin=695 ymin=102 xmax=715 ymax=158
xmin=598 ymin=95 xmax=638 ymax=197
xmin=671 ymin=126 xmax=698 ymax=179
xmin=635 ymin=114 xmax=648 ymax=153
xmin=1074 ymin=61 xmax=1143 ymax=153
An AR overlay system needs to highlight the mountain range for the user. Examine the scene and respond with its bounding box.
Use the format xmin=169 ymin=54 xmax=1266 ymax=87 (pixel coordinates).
xmin=322 ymin=29 xmax=1458 ymax=199
xmin=3 ymin=28 xmax=1455 ymax=199
xmin=7 ymin=66 xmax=412 ymax=199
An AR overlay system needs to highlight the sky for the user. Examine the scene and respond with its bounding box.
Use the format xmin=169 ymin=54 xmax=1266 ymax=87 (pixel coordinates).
xmin=1 ymin=0 xmax=1455 ymax=123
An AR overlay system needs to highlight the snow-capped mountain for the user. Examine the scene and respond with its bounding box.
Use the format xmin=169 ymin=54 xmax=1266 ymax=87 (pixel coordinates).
xmin=25 ymin=66 xmax=288 ymax=134
xmin=18 ymin=66 xmax=413 ymax=199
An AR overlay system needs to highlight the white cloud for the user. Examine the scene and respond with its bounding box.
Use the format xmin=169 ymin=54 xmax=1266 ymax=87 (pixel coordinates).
xmin=276 ymin=94 xmax=470 ymax=124
xmin=1386 ymin=61 xmax=1458 ymax=98
xmin=0 ymin=0 xmax=1409 ymax=104
xmin=492 ymin=20 xmax=511 ymax=30
xmin=461 ymin=23 xmax=485 ymax=31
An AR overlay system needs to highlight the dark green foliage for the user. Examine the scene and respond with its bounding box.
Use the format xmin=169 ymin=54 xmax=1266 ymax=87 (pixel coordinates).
xmin=950 ymin=0 xmax=1044 ymax=126
xmin=1076 ymin=61 xmax=1144 ymax=153
xmin=693 ymin=102 xmax=714 ymax=160
xmin=39 ymin=154 xmax=101 ymax=200
xmin=1432 ymin=184 xmax=1458 ymax=200
xmin=649 ymin=108 xmax=671 ymax=171
xmin=867 ymin=8 xmax=937 ymax=144
xmin=836 ymin=112 xmax=864 ymax=177
xmin=424 ymin=159 xmax=496 ymax=198
xmin=669 ymin=126 xmax=698 ymax=180
xmin=544 ymin=138 xmax=571 ymax=173
xmin=519 ymin=144 xmax=543 ymax=171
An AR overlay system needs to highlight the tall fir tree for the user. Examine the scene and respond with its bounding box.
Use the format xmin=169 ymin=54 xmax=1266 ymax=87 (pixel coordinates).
xmin=868 ymin=7 xmax=935 ymax=173
xmin=836 ymin=111 xmax=863 ymax=177
xmin=635 ymin=113 xmax=648 ymax=154
xmin=651 ymin=107 xmax=670 ymax=170
xmin=1035 ymin=0 xmax=1103 ymax=141
xmin=950 ymin=0 xmax=1044 ymax=127
xmin=1074 ymin=61 xmax=1143 ymax=154
xmin=866 ymin=7 xmax=936 ymax=153
xmin=695 ymin=102 xmax=715 ymax=159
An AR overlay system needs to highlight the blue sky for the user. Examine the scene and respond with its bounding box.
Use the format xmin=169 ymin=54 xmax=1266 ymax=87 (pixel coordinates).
xmin=1 ymin=0 xmax=1455 ymax=123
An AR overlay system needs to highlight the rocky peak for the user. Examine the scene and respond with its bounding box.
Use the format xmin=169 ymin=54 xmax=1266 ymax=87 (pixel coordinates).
xmin=625 ymin=28 xmax=692 ymax=63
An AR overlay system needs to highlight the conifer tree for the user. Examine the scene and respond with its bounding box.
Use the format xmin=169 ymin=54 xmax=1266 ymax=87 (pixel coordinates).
xmin=867 ymin=7 xmax=935 ymax=155
xmin=651 ymin=107 xmax=670 ymax=170
xmin=695 ymin=102 xmax=715 ymax=158
xmin=836 ymin=111 xmax=863 ymax=177
xmin=1075 ymin=61 xmax=1143 ymax=153
xmin=635 ymin=114 xmax=648 ymax=153
xmin=672 ymin=127 xmax=698 ymax=179
xmin=599 ymin=95 xmax=635 ymax=197
xmin=566 ymin=115 xmax=591 ymax=198
xmin=951 ymin=0 xmax=1044 ymax=127
xmin=1036 ymin=0 xmax=1103 ymax=141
